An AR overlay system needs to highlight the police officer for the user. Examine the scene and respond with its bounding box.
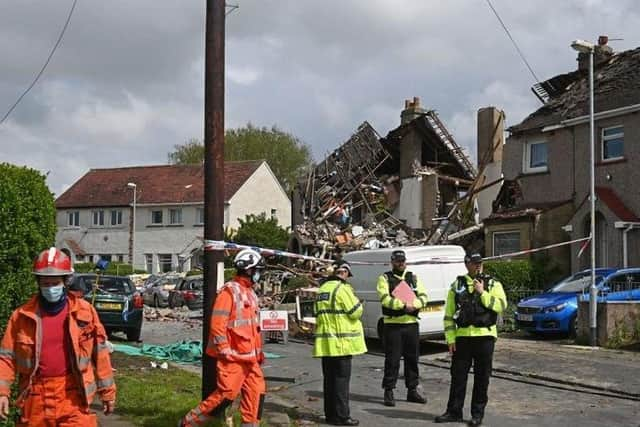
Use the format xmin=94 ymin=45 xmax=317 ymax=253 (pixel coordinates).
xmin=435 ymin=253 xmax=507 ymax=426
xmin=376 ymin=250 xmax=428 ymax=407
xmin=314 ymin=262 xmax=366 ymax=426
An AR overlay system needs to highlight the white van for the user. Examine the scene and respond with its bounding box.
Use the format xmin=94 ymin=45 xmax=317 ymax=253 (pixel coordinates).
xmin=343 ymin=245 xmax=466 ymax=341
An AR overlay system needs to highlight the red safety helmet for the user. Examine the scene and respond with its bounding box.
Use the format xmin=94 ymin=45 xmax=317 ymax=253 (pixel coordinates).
xmin=33 ymin=247 xmax=73 ymax=276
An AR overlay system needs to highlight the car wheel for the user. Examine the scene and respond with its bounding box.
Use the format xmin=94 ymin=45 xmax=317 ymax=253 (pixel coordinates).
xmin=126 ymin=328 xmax=142 ymax=342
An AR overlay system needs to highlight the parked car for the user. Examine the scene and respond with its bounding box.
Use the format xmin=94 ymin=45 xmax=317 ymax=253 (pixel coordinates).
xmin=69 ymin=274 xmax=144 ymax=341
xmin=515 ymin=268 xmax=617 ymax=336
xmin=168 ymin=275 xmax=204 ymax=310
xmin=142 ymin=275 xmax=181 ymax=307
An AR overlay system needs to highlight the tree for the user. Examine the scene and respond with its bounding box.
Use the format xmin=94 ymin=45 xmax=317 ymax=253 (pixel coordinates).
xmin=0 ymin=164 xmax=56 ymax=332
xmin=233 ymin=213 xmax=289 ymax=251
xmin=167 ymin=124 xmax=313 ymax=193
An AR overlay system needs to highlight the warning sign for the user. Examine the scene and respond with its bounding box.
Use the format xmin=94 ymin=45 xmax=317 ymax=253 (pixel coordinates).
xmin=259 ymin=310 xmax=288 ymax=331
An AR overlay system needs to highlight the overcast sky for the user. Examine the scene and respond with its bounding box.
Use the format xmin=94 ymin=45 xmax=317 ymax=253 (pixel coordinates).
xmin=1 ymin=0 xmax=638 ymax=196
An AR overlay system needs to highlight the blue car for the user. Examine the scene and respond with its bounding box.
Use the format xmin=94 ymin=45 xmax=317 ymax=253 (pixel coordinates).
xmin=515 ymin=268 xmax=617 ymax=335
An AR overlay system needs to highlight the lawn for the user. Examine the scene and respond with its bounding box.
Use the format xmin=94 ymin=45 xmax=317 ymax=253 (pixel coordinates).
xmin=112 ymin=352 xmax=234 ymax=427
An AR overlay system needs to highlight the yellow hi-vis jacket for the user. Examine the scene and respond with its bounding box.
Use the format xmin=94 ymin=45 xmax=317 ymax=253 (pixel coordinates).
xmin=377 ymin=270 xmax=428 ymax=324
xmin=443 ymin=274 xmax=507 ymax=344
xmin=313 ymin=278 xmax=367 ymax=357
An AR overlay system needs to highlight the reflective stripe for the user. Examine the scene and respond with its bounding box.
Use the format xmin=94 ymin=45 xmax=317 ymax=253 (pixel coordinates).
xmin=85 ymin=382 xmax=97 ymax=395
xmin=78 ymin=356 xmax=91 ymax=369
xmin=15 ymin=357 xmax=32 ymax=370
xmin=97 ymin=377 xmax=115 ymax=388
xmin=0 ymin=348 xmax=14 ymax=359
xmin=229 ymin=318 xmax=256 ymax=327
xmin=213 ymin=335 xmax=227 ymax=344
xmin=489 ymin=296 xmax=496 ymax=310
xmin=95 ymin=342 xmax=109 ymax=352
xmin=314 ymin=332 xmax=362 ymax=339
xmin=0 ymin=379 xmax=12 ymax=388
xmin=316 ymin=309 xmax=348 ymax=315
xmin=212 ymin=309 xmax=230 ymax=316
xmin=445 ymin=325 xmax=457 ymax=332
xmin=346 ymin=302 xmax=362 ymax=315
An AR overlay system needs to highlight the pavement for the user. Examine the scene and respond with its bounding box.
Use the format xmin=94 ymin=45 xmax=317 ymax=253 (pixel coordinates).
xmin=100 ymin=317 xmax=640 ymax=426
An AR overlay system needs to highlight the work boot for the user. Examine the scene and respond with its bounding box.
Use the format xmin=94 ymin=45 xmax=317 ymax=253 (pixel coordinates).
xmin=434 ymin=412 xmax=463 ymax=423
xmin=407 ymin=388 xmax=427 ymax=404
xmin=468 ymin=416 xmax=483 ymax=426
xmin=383 ymin=389 xmax=395 ymax=406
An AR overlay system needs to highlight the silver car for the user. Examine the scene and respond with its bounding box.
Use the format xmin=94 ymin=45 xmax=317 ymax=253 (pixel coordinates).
xmin=142 ymin=275 xmax=181 ymax=307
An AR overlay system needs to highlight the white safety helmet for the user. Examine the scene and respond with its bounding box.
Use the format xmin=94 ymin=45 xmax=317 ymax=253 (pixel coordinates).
xmin=233 ymin=248 xmax=265 ymax=271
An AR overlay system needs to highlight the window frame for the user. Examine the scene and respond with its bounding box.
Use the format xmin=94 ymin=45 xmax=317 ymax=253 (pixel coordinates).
xmin=151 ymin=210 xmax=163 ymax=225
xmin=523 ymin=139 xmax=548 ymax=174
xmin=492 ymin=230 xmax=521 ymax=257
xmin=110 ymin=209 xmax=123 ymax=226
xmin=92 ymin=210 xmax=105 ymax=227
xmin=169 ymin=208 xmax=183 ymax=225
xmin=67 ymin=211 xmax=80 ymax=227
xmin=196 ymin=207 xmax=204 ymax=225
xmin=601 ymin=125 xmax=624 ymax=161
xmin=158 ymin=253 xmax=173 ymax=273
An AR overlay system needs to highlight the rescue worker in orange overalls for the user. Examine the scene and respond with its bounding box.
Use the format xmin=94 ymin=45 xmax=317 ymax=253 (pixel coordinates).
xmin=0 ymin=247 xmax=116 ymax=426
xmin=180 ymin=248 xmax=266 ymax=427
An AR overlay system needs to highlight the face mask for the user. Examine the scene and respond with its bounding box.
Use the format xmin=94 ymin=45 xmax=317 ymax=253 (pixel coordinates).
xmin=252 ymin=271 xmax=261 ymax=283
xmin=41 ymin=285 xmax=65 ymax=303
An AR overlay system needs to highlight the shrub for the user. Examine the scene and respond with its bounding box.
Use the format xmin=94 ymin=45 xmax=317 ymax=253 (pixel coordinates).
xmin=0 ymin=164 xmax=56 ymax=333
xmin=74 ymin=262 xmax=146 ymax=275
xmin=483 ymin=259 xmax=546 ymax=292
xmin=233 ymin=213 xmax=289 ymax=251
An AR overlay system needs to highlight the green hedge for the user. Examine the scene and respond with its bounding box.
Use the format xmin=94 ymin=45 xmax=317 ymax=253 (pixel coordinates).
xmin=74 ymin=262 xmax=146 ymax=275
xmin=0 ymin=164 xmax=56 ymax=333
xmin=483 ymin=259 xmax=545 ymax=292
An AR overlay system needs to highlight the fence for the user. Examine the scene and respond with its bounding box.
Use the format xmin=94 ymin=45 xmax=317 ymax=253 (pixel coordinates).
xmin=501 ymin=289 xmax=544 ymax=332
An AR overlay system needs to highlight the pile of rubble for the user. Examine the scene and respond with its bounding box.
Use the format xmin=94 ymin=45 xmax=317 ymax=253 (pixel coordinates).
xmin=143 ymin=306 xmax=202 ymax=326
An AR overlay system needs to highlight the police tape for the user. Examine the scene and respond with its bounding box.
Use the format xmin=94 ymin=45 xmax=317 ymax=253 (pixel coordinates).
xmin=205 ymin=235 xmax=592 ymax=266
xmin=481 ymin=236 xmax=591 ymax=261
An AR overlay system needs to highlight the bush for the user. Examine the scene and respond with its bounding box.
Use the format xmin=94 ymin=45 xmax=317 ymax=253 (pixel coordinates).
xmin=483 ymin=259 xmax=546 ymax=292
xmin=0 ymin=164 xmax=56 ymax=334
xmin=233 ymin=213 xmax=289 ymax=251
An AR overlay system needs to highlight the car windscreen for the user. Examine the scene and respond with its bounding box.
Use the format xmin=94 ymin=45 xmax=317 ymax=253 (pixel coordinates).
xmin=551 ymin=274 xmax=604 ymax=293
xmin=84 ymin=277 xmax=133 ymax=294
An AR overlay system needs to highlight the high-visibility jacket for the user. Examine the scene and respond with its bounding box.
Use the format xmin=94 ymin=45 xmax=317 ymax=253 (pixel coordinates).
xmin=0 ymin=294 xmax=116 ymax=409
xmin=376 ymin=270 xmax=428 ymax=324
xmin=443 ymin=274 xmax=507 ymax=344
xmin=206 ymin=276 xmax=263 ymax=364
xmin=313 ymin=277 xmax=366 ymax=357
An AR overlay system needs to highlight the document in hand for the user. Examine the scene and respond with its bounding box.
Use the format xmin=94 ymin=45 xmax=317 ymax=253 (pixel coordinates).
xmin=391 ymin=281 xmax=415 ymax=304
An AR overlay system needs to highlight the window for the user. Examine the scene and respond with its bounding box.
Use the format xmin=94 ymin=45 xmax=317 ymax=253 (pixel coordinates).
xmin=602 ymin=125 xmax=624 ymax=160
xmin=158 ymin=254 xmax=173 ymax=273
xmin=169 ymin=208 xmax=182 ymax=225
xmin=92 ymin=210 xmax=105 ymax=226
xmin=271 ymin=209 xmax=277 ymax=220
xmin=493 ymin=231 xmax=521 ymax=257
xmin=151 ymin=210 xmax=163 ymax=225
xmin=523 ymin=140 xmax=548 ymax=173
xmin=110 ymin=210 xmax=122 ymax=226
xmin=196 ymin=208 xmax=204 ymax=225
xmin=67 ymin=211 xmax=79 ymax=226
xmin=145 ymin=254 xmax=154 ymax=273
xmin=117 ymin=254 xmax=124 ymax=262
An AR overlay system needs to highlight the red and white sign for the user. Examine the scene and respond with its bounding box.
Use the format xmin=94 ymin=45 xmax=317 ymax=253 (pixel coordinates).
xmin=259 ymin=310 xmax=288 ymax=331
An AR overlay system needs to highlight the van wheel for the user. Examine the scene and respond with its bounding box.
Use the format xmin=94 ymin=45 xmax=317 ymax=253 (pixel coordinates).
xmin=377 ymin=319 xmax=385 ymax=349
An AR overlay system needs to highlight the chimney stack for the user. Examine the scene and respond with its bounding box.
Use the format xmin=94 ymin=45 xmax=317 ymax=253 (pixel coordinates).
xmin=577 ymin=35 xmax=613 ymax=72
xmin=400 ymin=96 xmax=426 ymax=124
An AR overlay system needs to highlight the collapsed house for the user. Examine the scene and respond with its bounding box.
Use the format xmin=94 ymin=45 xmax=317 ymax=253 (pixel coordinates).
xmin=290 ymin=97 xmax=501 ymax=258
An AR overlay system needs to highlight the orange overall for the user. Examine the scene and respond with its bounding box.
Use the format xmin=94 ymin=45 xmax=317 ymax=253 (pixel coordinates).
xmin=0 ymin=295 xmax=116 ymax=426
xmin=181 ymin=276 xmax=265 ymax=427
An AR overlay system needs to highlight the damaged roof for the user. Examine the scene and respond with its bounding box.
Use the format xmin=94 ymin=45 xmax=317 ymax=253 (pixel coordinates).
xmin=511 ymin=46 xmax=640 ymax=133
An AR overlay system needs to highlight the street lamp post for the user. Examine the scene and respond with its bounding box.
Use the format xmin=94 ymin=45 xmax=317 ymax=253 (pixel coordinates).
xmin=127 ymin=182 xmax=137 ymax=272
xmin=571 ymin=39 xmax=597 ymax=346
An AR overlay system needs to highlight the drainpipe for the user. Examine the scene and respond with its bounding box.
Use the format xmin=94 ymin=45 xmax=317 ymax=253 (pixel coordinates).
xmin=614 ymin=221 xmax=640 ymax=267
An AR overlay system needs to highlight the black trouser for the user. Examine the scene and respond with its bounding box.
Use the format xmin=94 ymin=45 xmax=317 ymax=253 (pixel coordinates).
xmin=446 ymin=336 xmax=495 ymax=419
xmin=321 ymin=355 xmax=352 ymax=421
xmin=382 ymin=322 xmax=419 ymax=390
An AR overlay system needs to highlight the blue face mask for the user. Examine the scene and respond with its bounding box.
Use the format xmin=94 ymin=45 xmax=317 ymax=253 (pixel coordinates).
xmin=41 ymin=285 xmax=65 ymax=303
xmin=252 ymin=271 xmax=261 ymax=283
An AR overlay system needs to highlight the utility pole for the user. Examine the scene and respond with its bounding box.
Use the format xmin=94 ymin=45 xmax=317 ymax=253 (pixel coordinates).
xmin=203 ymin=0 xmax=225 ymax=398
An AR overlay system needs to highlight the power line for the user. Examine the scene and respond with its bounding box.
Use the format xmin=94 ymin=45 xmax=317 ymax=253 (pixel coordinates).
xmin=485 ymin=0 xmax=540 ymax=83
xmin=0 ymin=0 xmax=78 ymax=126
